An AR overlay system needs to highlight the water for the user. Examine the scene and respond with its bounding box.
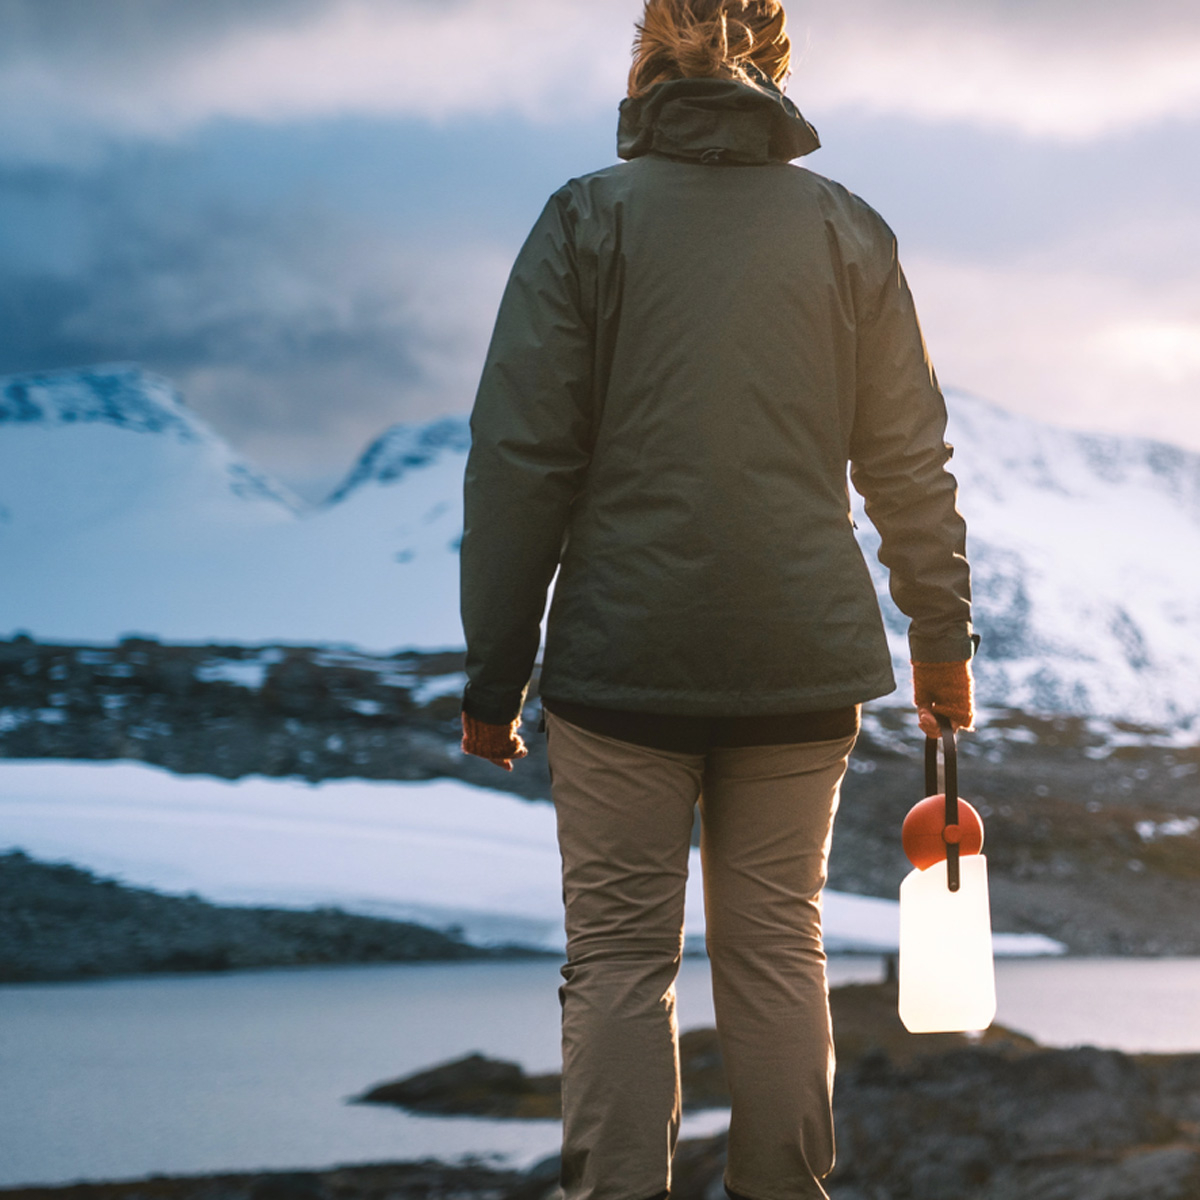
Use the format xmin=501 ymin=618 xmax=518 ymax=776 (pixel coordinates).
xmin=3 ymin=956 xmax=1200 ymax=1189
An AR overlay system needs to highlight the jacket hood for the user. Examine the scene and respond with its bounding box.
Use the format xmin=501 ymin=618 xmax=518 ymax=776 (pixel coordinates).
xmin=617 ymin=71 xmax=820 ymax=165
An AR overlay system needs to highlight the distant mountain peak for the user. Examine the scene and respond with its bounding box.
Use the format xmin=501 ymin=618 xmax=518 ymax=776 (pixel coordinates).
xmin=327 ymin=417 xmax=470 ymax=505
xmin=0 ymin=364 xmax=199 ymax=440
xmin=0 ymin=363 xmax=304 ymax=514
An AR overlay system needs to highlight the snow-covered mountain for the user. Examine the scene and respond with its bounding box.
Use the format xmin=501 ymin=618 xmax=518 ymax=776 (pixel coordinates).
xmin=4 ymin=363 xmax=1200 ymax=726
xmin=0 ymin=364 xmax=300 ymax=528
xmin=874 ymin=398 xmax=1200 ymax=728
xmin=0 ymin=366 xmax=464 ymax=649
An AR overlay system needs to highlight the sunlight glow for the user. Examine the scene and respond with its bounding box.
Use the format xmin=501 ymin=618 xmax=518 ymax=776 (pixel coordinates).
xmin=800 ymin=6 xmax=1200 ymax=140
xmin=1103 ymin=321 xmax=1200 ymax=385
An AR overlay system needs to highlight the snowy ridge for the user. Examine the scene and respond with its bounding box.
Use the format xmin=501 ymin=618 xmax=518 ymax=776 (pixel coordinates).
xmin=1 ymin=365 xmax=301 ymax=510
xmin=326 ymin=417 xmax=471 ymax=504
xmin=1 ymin=365 xmax=197 ymax=437
xmin=5 ymin=364 xmax=1200 ymax=726
xmin=856 ymin=391 xmax=1200 ymax=727
xmin=0 ymin=365 xmax=460 ymax=649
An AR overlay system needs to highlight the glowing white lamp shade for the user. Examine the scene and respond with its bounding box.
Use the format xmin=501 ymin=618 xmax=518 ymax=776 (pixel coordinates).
xmin=898 ymin=853 xmax=997 ymax=1033
xmin=898 ymin=722 xmax=997 ymax=1034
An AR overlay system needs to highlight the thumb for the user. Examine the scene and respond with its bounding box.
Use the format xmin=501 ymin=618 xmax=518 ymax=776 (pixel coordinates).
xmin=917 ymin=707 xmax=941 ymax=738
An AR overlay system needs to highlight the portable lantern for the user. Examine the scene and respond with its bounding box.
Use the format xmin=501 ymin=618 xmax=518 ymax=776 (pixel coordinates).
xmin=897 ymin=716 xmax=997 ymax=1034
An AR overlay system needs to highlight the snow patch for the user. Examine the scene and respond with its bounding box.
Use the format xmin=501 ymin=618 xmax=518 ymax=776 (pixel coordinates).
xmin=0 ymin=759 xmax=1064 ymax=957
xmin=411 ymin=672 xmax=468 ymax=706
xmin=195 ymin=656 xmax=275 ymax=690
xmin=1135 ymin=816 xmax=1200 ymax=842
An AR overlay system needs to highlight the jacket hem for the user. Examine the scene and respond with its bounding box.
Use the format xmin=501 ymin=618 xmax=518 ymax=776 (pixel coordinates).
xmin=538 ymin=673 xmax=897 ymax=718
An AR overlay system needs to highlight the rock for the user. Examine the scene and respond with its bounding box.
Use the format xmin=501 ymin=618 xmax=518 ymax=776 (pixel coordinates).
xmin=0 ymin=639 xmax=551 ymax=801
xmin=355 ymin=1053 xmax=563 ymax=1120
xmin=0 ymin=850 xmax=520 ymax=982
xmin=828 ymin=980 xmax=1038 ymax=1066
xmin=501 ymin=1154 xmax=562 ymax=1200
xmin=357 ymin=984 xmax=1037 ymax=1122
xmin=349 ymin=983 xmax=1200 ymax=1198
xmin=356 ymin=1029 xmax=740 ymax=1121
xmin=248 ymin=1175 xmax=329 ymax=1200
xmin=0 ymin=1159 xmax=531 ymax=1200
xmin=676 ymin=1028 xmax=730 ymax=1110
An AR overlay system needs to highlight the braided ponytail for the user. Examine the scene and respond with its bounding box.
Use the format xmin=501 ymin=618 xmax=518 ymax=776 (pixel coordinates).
xmin=628 ymin=0 xmax=791 ymax=99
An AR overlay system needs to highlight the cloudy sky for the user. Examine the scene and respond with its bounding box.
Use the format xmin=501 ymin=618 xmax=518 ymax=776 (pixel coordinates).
xmin=1 ymin=0 xmax=1198 ymax=499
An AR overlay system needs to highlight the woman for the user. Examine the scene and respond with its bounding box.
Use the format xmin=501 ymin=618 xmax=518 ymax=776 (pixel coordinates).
xmin=459 ymin=2 xmax=976 ymax=1198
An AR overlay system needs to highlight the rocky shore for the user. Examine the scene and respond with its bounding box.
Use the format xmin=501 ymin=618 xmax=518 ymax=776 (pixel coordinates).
xmin=0 ymin=1158 xmax=555 ymax=1200
xmin=0 ymin=850 xmax=526 ymax=982
xmin=8 ymin=983 xmax=1200 ymax=1200
xmin=352 ymin=980 xmax=1037 ymax=1120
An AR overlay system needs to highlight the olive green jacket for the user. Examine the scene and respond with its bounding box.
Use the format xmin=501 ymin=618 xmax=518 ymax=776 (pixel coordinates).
xmin=461 ymin=76 xmax=974 ymax=725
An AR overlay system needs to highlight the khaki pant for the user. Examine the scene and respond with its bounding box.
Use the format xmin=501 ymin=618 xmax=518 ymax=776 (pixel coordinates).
xmin=546 ymin=712 xmax=856 ymax=1200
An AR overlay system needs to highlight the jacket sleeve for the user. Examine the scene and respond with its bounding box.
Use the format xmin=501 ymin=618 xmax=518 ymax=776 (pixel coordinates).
xmin=460 ymin=188 xmax=595 ymax=724
xmin=848 ymin=233 xmax=976 ymax=664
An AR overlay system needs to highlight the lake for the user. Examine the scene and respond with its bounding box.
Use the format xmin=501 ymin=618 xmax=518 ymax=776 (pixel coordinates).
xmin=4 ymin=955 xmax=1200 ymax=1188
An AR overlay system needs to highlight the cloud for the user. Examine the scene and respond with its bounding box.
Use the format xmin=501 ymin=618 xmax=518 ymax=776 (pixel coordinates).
xmin=1103 ymin=321 xmax=1200 ymax=387
xmin=0 ymin=0 xmax=634 ymax=161
xmin=798 ymin=0 xmax=1200 ymax=140
xmin=2 ymin=0 xmax=1198 ymax=495
xmin=905 ymin=240 xmax=1200 ymax=454
xmin=0 ymin=161 xmax=511 ymax=496
xmin=2 ymin=0 xmax=1199 ymax=160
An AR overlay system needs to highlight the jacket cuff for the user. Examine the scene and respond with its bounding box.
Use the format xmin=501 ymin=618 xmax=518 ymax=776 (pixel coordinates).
xmin=908 ymin=629 xmax=980 ymax=664
xmin=461 ymin=683 xmax=528 ymax=727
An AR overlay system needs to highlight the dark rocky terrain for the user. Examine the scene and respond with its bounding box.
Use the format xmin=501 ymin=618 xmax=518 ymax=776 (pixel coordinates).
xmin=353 ymin=981 xmax=1038 ymax=1120
xmin=0 ymin=850 xmax=525 ymax=982
xmin=835 ymin=705 xmax=1200 ymax=955
xmin=0 ymin=1159 xmax=552 ymax=1200
xmin=0 ymin=637 xmax=548 ymax=800
xmin=10 ymin=984 xmax=1200 ymax=1200
xmin=4 ymin=636 xmax=1200 ymax=954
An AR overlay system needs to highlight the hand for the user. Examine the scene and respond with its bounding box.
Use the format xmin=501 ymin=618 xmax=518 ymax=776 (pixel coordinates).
xmin=912 ymin=660 xmax=975 ymax=736
xmin=461 ymin=712 xmax=529 ymax=772
xmin=916 ymin=707 xmax=948 ymax=739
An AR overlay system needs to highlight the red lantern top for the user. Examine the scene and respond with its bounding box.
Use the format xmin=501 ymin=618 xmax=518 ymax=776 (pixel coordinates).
xmin=902 ymin=794 xmax=985 ymax=870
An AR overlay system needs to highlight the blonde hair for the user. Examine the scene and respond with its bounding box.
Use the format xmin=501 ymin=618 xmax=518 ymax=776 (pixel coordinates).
xmin=628 ymin=0 xmax=791 ymax=99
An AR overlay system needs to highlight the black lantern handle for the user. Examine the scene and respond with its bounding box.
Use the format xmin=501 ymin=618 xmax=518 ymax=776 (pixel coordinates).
xmin=924 ymin=714 xmax=960 ymax=892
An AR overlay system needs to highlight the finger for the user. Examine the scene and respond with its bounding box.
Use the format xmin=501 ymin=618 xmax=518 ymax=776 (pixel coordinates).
xmin=930 ymin=705 xmax=971 ymax=733
xmin=489 ymin=758 xmax=514 ymax=772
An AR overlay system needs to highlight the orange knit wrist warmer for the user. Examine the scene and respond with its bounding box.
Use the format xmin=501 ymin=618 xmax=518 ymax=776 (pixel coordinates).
xmin=461 ymin=713 xmax=527 ymax=763
xmin=912 ymin=660 xmax=975 ymax=732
